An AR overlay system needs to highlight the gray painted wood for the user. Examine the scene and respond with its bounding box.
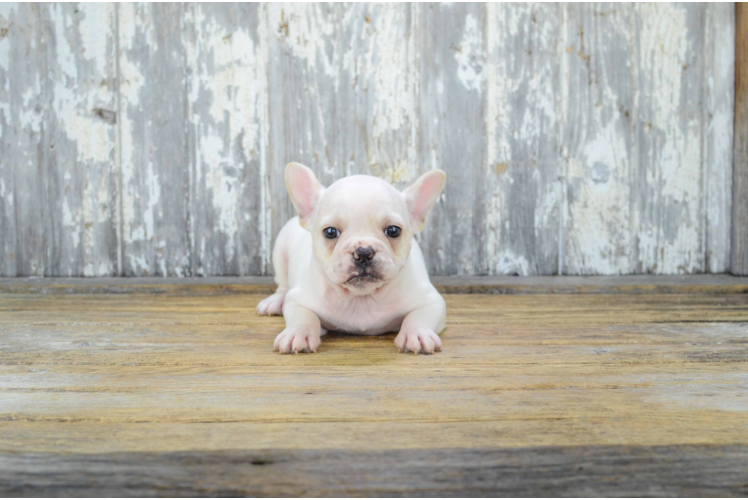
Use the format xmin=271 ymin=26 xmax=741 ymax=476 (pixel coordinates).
xmin=118 ymin=3 xmax=192 ymax=277
xmin=2 ymin=275 xmax=748 ymax=296
xmin=706 ymin=3 xmax=735 ymax=273
xmin=485 ymin=3 xmax=563 ymax=276
xmin=264 ymin=3 xmax=416 ymax=275
xmin=734 ymin=4 xmax=748 ymax=276
xmin=2 ymin=446 xmax=747 ymax=496
xmin=43 ymin=4 xmax=120 ymax=277
xmin=562 ymin=3 xmax=638 ymax=275
xmin=636 ymin=4 xmax=708 ymax=274
xmin=0 ymin=4 xmax=48 ymax=277
xmin=417 ymin=3 xmax=488 ymax=276
xmin=185 ymin=3 xmax=264 ymax=276
xmin=0 ymin=3 xmax=738 ymax=277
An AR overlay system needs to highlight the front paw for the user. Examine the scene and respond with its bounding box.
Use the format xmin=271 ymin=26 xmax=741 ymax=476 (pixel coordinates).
xmin=273 ymin=326 xmax=321 ymax=354
xmin=257 ymin=292 xmax=285 ymax=316
xmin=394 ymin=328 xmax=442 ymax=354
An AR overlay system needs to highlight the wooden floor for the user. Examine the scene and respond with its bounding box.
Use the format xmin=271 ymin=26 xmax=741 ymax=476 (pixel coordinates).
xmin=1 ymin=278 xmax=748 ymax=496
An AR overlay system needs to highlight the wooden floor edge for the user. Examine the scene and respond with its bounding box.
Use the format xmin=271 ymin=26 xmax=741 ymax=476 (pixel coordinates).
xmin=0 ymin=275 xmax=747 ymax=295
xmin=1 ymin=445 xmax=747 ymax=496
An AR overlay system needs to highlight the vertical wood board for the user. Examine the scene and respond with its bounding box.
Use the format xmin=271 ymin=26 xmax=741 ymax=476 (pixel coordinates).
xmin=733 ymin=3 xmax=748 ymax=275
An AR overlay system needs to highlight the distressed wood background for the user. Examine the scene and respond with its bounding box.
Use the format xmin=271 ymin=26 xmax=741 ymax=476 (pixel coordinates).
xmin=0 ymin=3 xmax=736 ymax=277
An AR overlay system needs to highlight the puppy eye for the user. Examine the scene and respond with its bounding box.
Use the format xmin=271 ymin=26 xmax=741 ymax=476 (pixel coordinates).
xmin=323 ymin=227 xmax=340 ymax=239
xmin=385 ymin=226 xmax=401 ymax=238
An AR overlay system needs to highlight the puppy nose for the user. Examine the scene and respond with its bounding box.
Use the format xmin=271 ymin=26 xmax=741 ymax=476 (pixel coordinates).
xmin=354 ymin=246 xmax=375 ymax=265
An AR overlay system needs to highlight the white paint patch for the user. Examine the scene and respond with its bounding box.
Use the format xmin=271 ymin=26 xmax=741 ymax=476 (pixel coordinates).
xmin=565 ymin=123 xmax=632 ymax=275
xmin=703 ymin=3 xmax=734 ymax=273
xmin=454 ymin=14 xmax=485 ymax=92
xmin=493 ymin=249 xmax=531 ymax=276
xmin=50 ymin=4 xmax=114 ymax=165
xmin=485 ymin=4 xmax=559 ymax=275
xmin=637 ymin=3 xmax=701 ymax=273
xmin=268 ymin=4 xmax=338 ymax=82
xmin=186 ymin=5 xmax=262 ymax=272
xmin=0 ymin=7 xmax=12 ymax=136
xmin=364 ymin=4 xmax=415 ymax=185
xmin=118 ymin=3 xmax=150 ymax=275
xmin=0 ymin=179 xmax=12 ymax=208
xmin=18 ymin=85 xmax=41 ymax=133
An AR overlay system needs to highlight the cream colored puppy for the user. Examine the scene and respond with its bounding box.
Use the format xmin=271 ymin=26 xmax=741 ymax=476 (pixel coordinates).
xmin=257 ymin=163 xmax=447 ymax=354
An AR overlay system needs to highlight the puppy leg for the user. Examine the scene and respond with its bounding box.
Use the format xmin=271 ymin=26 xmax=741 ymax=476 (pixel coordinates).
xmin=274 ymin=300 xmax=324 ymax=354
xmin=256 ymin=227 xmax=291 ymax=316
xmin=395 ymin=293 xmax=446 ymax=354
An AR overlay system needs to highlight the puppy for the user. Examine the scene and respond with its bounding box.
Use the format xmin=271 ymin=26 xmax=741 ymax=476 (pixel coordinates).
xmin=257 ymin=163 xmax=447 ymax=354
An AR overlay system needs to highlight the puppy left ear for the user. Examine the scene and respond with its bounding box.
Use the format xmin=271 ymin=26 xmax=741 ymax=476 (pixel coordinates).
xmin=402 ymin=169 xmax=446 ymax=232
xmin=285 ymin=162 xmax=325 ymax=227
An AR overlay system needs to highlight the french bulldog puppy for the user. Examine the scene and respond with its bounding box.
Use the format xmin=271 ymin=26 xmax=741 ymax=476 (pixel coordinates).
xmin=257 ymin=163 xmax=447 ymax=355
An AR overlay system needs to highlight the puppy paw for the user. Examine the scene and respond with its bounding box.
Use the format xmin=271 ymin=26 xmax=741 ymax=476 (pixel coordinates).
xmin=394 ymin=328 xmax=442 ymax=354
xmin=274 ymin=326 xmax=321 ymax=354
xmin=257 ymin=292 xmax=285 ymax=316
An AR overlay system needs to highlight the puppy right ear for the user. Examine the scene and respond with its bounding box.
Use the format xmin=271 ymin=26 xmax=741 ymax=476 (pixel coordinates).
xmin=285 ymin=162 xmax=325 ymax=227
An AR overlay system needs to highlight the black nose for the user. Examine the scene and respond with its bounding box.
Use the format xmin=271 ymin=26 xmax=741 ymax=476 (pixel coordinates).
xmin=354 ymin=247 xmax=375 ymax=266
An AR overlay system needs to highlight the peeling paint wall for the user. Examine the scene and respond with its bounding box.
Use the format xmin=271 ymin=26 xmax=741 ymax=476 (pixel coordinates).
xmin=0 ymin=3 xmax=736 ymax=277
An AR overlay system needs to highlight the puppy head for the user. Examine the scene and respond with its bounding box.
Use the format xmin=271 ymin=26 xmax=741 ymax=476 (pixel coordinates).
xmin=285 ymin=163 xmax=445 ymax=296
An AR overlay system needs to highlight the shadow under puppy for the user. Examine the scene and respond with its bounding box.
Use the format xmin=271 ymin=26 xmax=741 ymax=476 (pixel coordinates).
xmin=257 ymin=163 xmax=447 ymax=354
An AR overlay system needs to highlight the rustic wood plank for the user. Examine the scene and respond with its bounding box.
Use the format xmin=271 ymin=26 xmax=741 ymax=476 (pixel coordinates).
xmin=416 ymin=3 xmax=487 ymax=275
xmin=0 ymin=288 xmax=746 ymax=493
xmin=2 ymin=445 xmax=747 ymax=497
xmin=185 ymin=4 xmax=264 ymax=277
xmin=561 ymin=4 xmax=638 ymax=275
xmin=733 ymin=3 xmax=748 ymax=275
xmin=0 ymin=3 xmax=740 ymax=277
xmin=264 ymin=4 xmax=415 ymax=274
xmin=2 ymin=275 xmax=748 ymax=295
xmin=0 ymin=4 xmax=48 ymax=277
xmin=0 ymin=6 xmax=14 ymax=277
xmin=705 ymin=3 xmax=735 ymax=273
xmin=0 ymin=293 xmax=746 ymax=436
xmin=636 ymin=4 xmax=708 ymax=273
xmin=483 ymin=3 xmax=562 ymax=276
xmin=118 ymin=3 xmax=192 ymax=277
xmin=42 ymin=4 xmax=119 ymax=277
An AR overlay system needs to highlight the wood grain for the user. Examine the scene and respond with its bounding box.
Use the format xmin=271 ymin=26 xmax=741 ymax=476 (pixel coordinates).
xmin=0 ymin=3 xmax=738 ymax=277
xmin=417 ymin=3 xmax=488 ymax=275
xmin=118 ymin=3 xmax=192 ymax=277
xmin=2 ymin=446 xmax=747 ymax=497
xmin=42 ymin=4 xmax=120 ymax=278
xmin=264 ymin=3 xmax=416 ymax=275
xmin=706 ymin=4 xmax=735 ymax=273
xmin=485 ymin=3 xmax=562 ymax=276
xmin=185 ymin=4 xmax=265 ymax=277
xmin=0 ymin=4 xmax=48 ymax=277
xmin=0 ymin=286 xmax=746 ymax=494
xmin=734 ymin=3 xmax=748 ymax=275
xmin=2 ymin=275 xmax=748 ymax=295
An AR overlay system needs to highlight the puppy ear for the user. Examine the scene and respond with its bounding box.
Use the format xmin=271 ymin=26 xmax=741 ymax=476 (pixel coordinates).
xmin=401 ymin=169 xmax=446 ymax=232
xmin=285 ymin=162 xmax=325 ymax=226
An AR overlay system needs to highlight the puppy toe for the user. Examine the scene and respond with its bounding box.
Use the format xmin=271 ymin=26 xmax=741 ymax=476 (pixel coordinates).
xmin=419 ymin=334 xmax=435 ymax=354
xmin=432 ymin=333 xmax=443 ymax=351
xmin=274 ymin=332 xmax=293 ymax=354
xmin=405 ymin=335 xmax=421 ymax=354
xmin=291 ymin=334 xmax=311 ymax=354
xmin=307 ymin=334 xmax=321 ymax=353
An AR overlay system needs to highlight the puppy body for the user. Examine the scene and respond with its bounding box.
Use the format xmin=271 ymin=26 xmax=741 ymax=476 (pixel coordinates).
xmin=258 ymin=165 xmax=446 ymax=354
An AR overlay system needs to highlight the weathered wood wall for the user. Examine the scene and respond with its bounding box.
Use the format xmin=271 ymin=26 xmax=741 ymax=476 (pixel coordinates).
xmin=0 ymin=3 xmax=736 ymax=277
xmin=734 ymin=3 xmax=748 ymax=276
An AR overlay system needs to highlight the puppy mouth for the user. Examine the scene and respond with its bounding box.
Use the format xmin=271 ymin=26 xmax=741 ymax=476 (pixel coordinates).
xmin=344 ymin=270 xmax=383 ymax=286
